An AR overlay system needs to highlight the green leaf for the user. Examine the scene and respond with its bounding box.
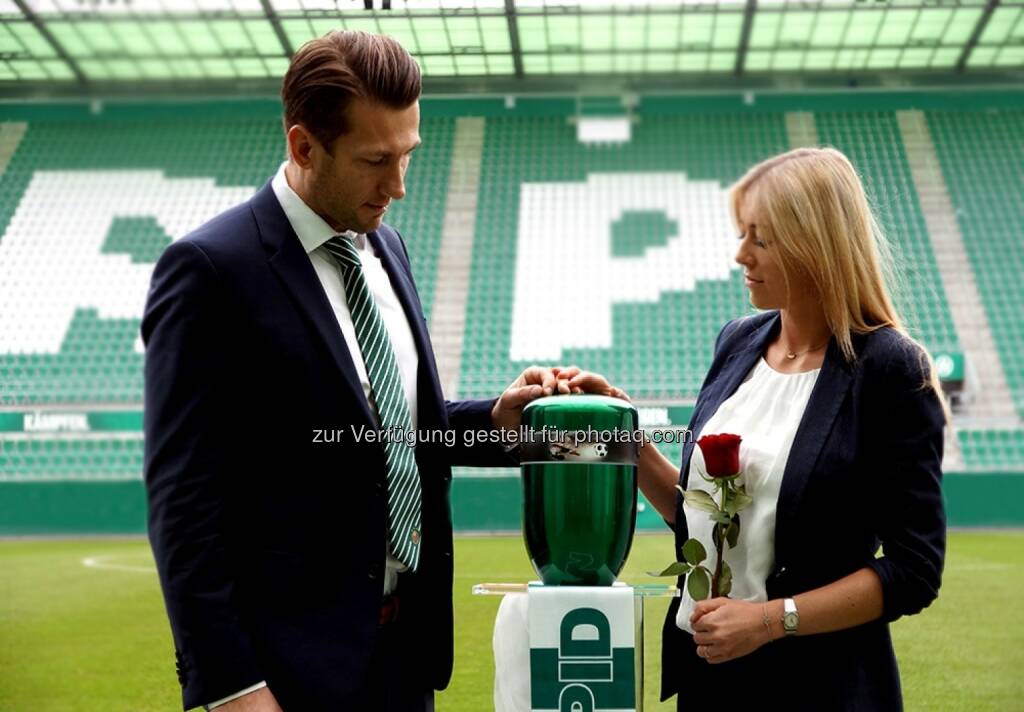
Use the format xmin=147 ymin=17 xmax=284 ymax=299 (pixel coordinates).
xmin=648 ymin=561 xmax=692 ymax=577
xmin=711 ymin=523 xmax=723 ymax=551
xmin=682 ymin=489 xmax=720 ymax=514
xmin=719 ymin=560 xmax=733 ymax=596
xmin=726 ymin=516 xmax=740 ymax=548
xmin=687 ymin=567 xmax=711 ymax=601
xmin=731 ymin=489 xmax=753 ymax=513
xmin=681 ymin=538 xmax=706 ymax=566
xmin=711 ymin=509 xmax=733 ymax=525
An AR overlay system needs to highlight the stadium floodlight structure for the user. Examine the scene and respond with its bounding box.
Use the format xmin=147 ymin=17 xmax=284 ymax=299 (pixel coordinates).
xmin=0 ymin=0 xmax=1022 ymax=97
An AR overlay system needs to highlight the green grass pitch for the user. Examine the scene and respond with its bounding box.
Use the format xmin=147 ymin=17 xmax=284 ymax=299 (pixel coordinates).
xmin=1 ymin=532 xmax=1021 ymax=711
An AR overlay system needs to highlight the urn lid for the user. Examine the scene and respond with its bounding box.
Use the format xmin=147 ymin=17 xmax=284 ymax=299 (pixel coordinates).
xmin=522 ymin=394 xmax=638 ymax=431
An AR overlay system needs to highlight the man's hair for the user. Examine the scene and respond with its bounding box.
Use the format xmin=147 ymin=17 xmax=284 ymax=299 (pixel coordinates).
xmin=281 ymin=30 xmax=421 ymax=152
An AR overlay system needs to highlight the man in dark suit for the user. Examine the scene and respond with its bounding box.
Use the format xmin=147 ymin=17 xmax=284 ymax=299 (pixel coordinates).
xmin=143 ymin=30 xmax=584 ymax=712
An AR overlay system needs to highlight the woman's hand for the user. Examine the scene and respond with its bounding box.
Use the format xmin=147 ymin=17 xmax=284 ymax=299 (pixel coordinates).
xmin=690 ymin=597 xmax=775 ymax=664
xmin=553 ymin=367 xmax=631 ymax=401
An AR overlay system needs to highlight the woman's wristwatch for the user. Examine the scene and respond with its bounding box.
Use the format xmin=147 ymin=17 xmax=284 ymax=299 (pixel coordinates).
xmin=782 ymin=597 xmax=800 ymax=636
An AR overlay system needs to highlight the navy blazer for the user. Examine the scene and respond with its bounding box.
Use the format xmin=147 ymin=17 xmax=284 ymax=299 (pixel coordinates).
xmin=142 ymin=181 xmax=510 ymax=711
xmin=660 ymin=310 xmax=946 ymax=711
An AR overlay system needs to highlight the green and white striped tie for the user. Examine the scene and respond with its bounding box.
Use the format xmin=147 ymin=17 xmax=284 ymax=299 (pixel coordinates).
xmin=324 ymin=235 xmax=421 ymax=571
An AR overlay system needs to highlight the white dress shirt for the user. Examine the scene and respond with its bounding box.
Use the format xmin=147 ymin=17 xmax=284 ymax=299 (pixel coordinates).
xmin=206 ymin=164 xmax=421 ymax=709
xmin=676 ymin=356 xmax=820 ymax=634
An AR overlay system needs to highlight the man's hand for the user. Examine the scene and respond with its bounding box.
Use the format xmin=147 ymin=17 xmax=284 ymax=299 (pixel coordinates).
xmin=491 ymin=366 xmax=572 ymax=430
xmin=557 ymin=370 xmax=631 ymax=401
xmin=215 ymin=687 xmax=283 ymax=712
xmin=689 ymin=597 xmax=775 ymax=664
xmin=491 ymin=366 xmax=630 ymax=430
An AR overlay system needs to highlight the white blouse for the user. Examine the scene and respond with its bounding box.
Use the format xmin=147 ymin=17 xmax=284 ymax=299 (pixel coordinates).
xmin=676 ymin=356 xmax=820 ymax=634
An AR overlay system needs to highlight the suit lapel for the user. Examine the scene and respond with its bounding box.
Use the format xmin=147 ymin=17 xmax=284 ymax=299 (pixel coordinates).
xmin=249 ymin=182 xmax=376 ymax=428
xmin=367 ymin=230 xmax=446 ymax=427
xmin=680 ymin=313 xmax=781 ymax=490
xmin=773 ymin=336 xmax=854 ymax=562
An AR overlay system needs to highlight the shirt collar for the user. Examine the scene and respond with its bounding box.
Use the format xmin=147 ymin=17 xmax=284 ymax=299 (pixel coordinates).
xmin=270 ymin=161 xmax=365 ymax=254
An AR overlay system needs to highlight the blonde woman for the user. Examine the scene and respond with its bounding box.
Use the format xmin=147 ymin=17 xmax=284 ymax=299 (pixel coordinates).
xmin=565 ymin=147 xmax=947 ymax=709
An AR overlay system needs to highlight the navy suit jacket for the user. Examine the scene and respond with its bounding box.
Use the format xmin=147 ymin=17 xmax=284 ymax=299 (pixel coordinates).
xmin=660 ymin=310 xmax=946 ymax=711
xmin=142 ymin=182 xmax=510 ymax=711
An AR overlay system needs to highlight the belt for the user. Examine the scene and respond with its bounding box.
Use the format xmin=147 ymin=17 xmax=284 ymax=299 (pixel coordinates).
xmin=380 ymin=594 xmax=401 ymax=625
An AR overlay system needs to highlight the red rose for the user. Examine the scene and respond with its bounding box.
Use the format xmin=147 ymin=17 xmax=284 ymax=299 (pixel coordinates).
xmin=697 ymin=433 xmax=742 ymax=478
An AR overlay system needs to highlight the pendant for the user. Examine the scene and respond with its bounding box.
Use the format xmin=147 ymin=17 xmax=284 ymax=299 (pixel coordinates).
xmin=786 ymin=352 xmax=796 ymax=360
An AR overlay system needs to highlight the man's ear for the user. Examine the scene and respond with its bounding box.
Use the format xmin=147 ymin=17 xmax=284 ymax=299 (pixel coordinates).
xmin=286 ymin=124 xmax=317 ymax=169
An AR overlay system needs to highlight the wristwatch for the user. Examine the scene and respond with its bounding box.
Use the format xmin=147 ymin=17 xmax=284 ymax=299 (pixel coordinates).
xmin=782 ymin=597 xmax=799 ymax=636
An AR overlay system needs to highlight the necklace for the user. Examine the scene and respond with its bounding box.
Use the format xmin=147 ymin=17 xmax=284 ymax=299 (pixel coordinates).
xmin=783 ymin=340 xmax=829 ymax=360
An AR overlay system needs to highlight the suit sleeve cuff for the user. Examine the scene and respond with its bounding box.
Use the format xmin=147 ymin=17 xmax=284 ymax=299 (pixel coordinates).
xmin=205 ymin=681 xmax=267 ymax=710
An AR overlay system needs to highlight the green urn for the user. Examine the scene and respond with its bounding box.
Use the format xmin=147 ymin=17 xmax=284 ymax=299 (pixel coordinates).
xmin=519 ymin=394 xmax=640 ymax=586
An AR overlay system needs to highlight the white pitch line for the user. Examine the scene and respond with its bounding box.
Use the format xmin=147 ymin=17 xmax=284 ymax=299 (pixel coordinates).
xmin=82 ymin=554 xmax=156 ymax=574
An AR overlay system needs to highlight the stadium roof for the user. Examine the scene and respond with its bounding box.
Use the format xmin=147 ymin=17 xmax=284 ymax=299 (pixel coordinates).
xmin=1 ymin=0 xmax=1022 ymax=95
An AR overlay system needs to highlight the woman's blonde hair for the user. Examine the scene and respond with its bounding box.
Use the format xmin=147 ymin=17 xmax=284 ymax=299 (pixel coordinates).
xmin=731 ymin=146 xmax=947 ymax=418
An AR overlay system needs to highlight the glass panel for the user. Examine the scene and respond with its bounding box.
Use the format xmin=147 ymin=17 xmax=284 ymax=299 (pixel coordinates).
xmin=708 ymin=51 xmax=732 ymax=71
xmin=549 ymin=54 xmax=579 ymax=73
xmin=777 ymin=11 xmax=815 ymax=46
xmin=374 ymin=17 xmax=417 ymax=49
xmin=615 ymin=15 xmax=647 ymax=50
xmin=140 ymin=59 xmax=174 ymax=78
xmin=772 ymin=49 xmax=803 ymax=70
xmin=10 ymin=22 xmax=56 ymax=56
xmin=646 ymin=51 xmax=675 ymax=71
xmin=613 ymin=51 xmax=645 ymax=73
xmin=108 ymin=22 xmax=152 ymax=56
xmin=845 ymin=9 xmax=882 ymax=46
xmin=929 ymin=47 xmax=959 ymax=68
xmin=967 ymin=46 xmax=997 ymax=67
xmin=454 ymin=54 xmax=486 ymax=74
xmin=745 ymin=50 xmax=771 ymax=71
xmin=979 ymin=7 xmax=1020 ymax=44
xmin=943 ymin=9 xmax=983 ymax=44
xmin=517 ymin=16 xmax=547 ymax=51
xmin=211 ymin=21 xmax=255 ymax=52
xmin=413 ymin=17 xmax=450 ymax=51
xmin=677 ymin=51 xmax=707 ymax=72
xmin=230 ymin=58 xmax=263 ymax=77
xmin=423 ymin=54 xmax=456 ymax=75
xmin=546 ymin=16 xmax=579 ymax=51
xmin=201 ymin=58 xmax=237 ymax=76
xmin=150 ymin=23 xmax=189 ymax=55
xmin=178 ymin=21 xmax=220 ymax=53
xmin=712 ymin=13 xmax=742 ymax=49
xmin=910 ymin=9 xmax=951 ymax=44
xmin=43 ymin=58 xmax=72 ymax=78
xmin=646 ymin=14 xmax=679 ymax=50
xmin=10 ymin=59 xmax=48 ymax=79
xmin=994 ymin=46 xmax=1024 ymax=67
xmin=899 ymin=47 xmax=933 ymax=68
xmin=580 ymin=15 xmax=613 ymax=51
xmin=522 ymin=54 xmax=549 ymax=74
xmin=282 ymin=19 xmax=314 ymax=49
xmin=749 ymin=12 xmax=780 ymax=49
xmin=75 ymin=22 xmax=120 ymax=56
xmin=245 ymin=20 xmax=284 ymax=55
xmin=581 ymin=52 xmax=613 ymax=73
xmin=79 ymin=59 xmax=111 ymax=79
xmin=679 ymin=14 xmax=713 ymax=47
xmin=867 ymin=47 xmax=900 ymax=69
xmin=876 ymin=9 xmax=915 ymax=46
xmin=485 ymin=53 xmax=514 ymax=74
xmin=266 ymin=56 xmax=289 ymax=75
xmin=169 ymin=58 xmax=204 ymax=77
xmin=811 ymin=10 xmax=848 ymax=48
xmin=804 ymin=49 xmax=835 ymax=70
xmin=108 ymin=59 xmax=141 ymax=79
xmin=339 ymin=18 xmax=379 ymax=35
xmin=480 ymin=17 xmax=509 ymax=52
